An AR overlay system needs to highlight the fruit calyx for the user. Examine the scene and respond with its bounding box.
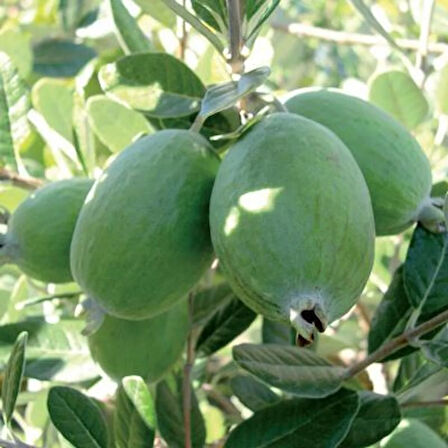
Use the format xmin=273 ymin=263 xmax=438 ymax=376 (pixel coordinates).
xmin=416 ymin=198 xmax=445 ymax=233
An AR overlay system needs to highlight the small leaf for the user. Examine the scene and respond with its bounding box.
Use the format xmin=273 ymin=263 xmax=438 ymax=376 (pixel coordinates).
xmin=99 ymin=53 xmax=205 ymax=118
xmin=47 ymin=386 xmax=108 ymax=448
xmin=33 ymin=39 xmax=97 ymax=78
xmin=404 ymin=226 xmax=448 ymax=316
xmin=225 ymin=388 xmax=360 ymax=448
xmin=115 ymin=379 xmax=155 ymax=448
xmin=197 ymin=67 xmax=270 ymax=123
xmin=339 ymin=391 xmax=401 ymax=448
xmin=133 ymin=0 xmax=176 ymax=27
xmin=196 ymin=298 xmax=256 ymax=357
xmin=431 ymin=180 xmax=448 ymax=199
xmin=192 ymin=283 xmax=234 ymax=326
xmin=244 ymin=0 xmax=280 ymax=45
xmin=421 ymin=324 xmax=448 ymax=367
xmin=109 ymin=0 xmax=152 ymax=54
xmin=230 ymin=375 xmax=280 ymax=411
xmin=262 ymin=318 xmax=293 ymax=345
xmin=369 ymin=70 xmax=428 ymax=129
xmin=86 ymin=95 xmax=153 ymax=153
xmin=1 ymin=331 xmax=27 ymax=425
xmin=155 ymin=376 xmax=206 ymax=448
xmin=191 ymin=0 xmax=228 ymax=33
xmin=233 ymin=343 xmax=345 ymax=398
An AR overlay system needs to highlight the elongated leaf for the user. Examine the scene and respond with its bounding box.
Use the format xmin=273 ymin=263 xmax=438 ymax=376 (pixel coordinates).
xmin=0 ymin=52 xmax=31 ymax=169
xmin=86 ymin=95 xmax=152 ymax=152
xmin=0 ymin=28 xmax=32 ymax=79
xmin=33 ymin=39 xmax=96 ymax=78
xmin=196 ymin=298 xmax=256 ymax=356
xmin=245 ymin=0 xmax=280 ymax=44
xmin=122 ymin=376 xmax=156 ymax=430
xmin=48 ymin=386 xmax=108 ymax=448
xmin=1 ymin=331 xmax=27 ymax=424
xmin=402 ymin=406 xmax=448 ymax=440
xmin=155 ymin=376 xmax=206 ymax=448
xmin=230 ymin=375 xmax=280 ymax=411
xmin=225 ymin=388 xmax=360 ymax=448
xmin=233 ymin=343 xmax=345 ymax=398
xmin=192 ymin=283 xmax=234 ymax=326
xmin=99 ymin=53 xmax=205 ymax=118
xmin=404 ymin=226 xmax=448 ymax=316
xmin=115 ymin=380 xmax=155 ymax=448
xmin=369 ymin=71 xmax=428 ymax=129
xmin=0 ymin=319 xmax=99 ymax=382
xmin=197 ymin=67 xmax=270 ymax=123
xmin=339 ymin=391 xmax=401 ymax=448
xmin=262 ymin=318 xmax=293 ymax=345
xmin=421 ymin=324 xmax=448 ymax=367
xmin=109 ymin=0 xmax=152 ymax=54
xmin=192 ymin=0 xmax=228 ymax=33
xmin=133 ymin=0 xmax=176 ymax=27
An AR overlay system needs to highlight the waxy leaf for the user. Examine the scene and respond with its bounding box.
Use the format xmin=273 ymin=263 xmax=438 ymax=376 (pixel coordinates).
xmin=47 ymin=386 xmax=108 ymax=448
xmin=339 ymin=391 xmax=401 ymax=448
xmin=192 ymin=283 xmax=234 ymax=326
xmin=1 ymin=331 xmax=27 ymax=424
xmin=230 ymin=375 xmax=280 ymax=411
xmin=233 ymin=343 xmax=345 ymax=398
xmin=225 ymin=388 xmax=360 ymax=447
xmin=421 ymin=324 xmax=448 ymax=367
xmin=192 ymin=0 xmax=228 ymax=33
xmin=122 ymin=376 xmax=156 ymax=430
xmin=99 ymin=53 xmax=205 ymax=118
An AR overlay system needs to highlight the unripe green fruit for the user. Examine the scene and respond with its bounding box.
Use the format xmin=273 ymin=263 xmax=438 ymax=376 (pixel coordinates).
xmin=71 ymin=130 xmax=220 ymax=320
xmin=87 ymin=300 xmax=188 ymax=382
xmin=0 ymin=179 xmax=93 ymax=283
xmin=285 ymin=89 xmax=443 ymax=236
xmin=210 ymin=113 xmax=375 ymax=344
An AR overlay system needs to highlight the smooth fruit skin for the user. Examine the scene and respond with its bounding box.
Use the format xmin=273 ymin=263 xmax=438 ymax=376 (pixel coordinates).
xmin=209 ymin=113 xmax=375 ymax=343
xmin=285 ymin=89 xmax=442 ymax=236
xmin=71 ymin=130 xmax=220 ymax=320
xmin=0 ymin=179 xmax=93 ymax=283
xmin=87 ymin=300 xmax=188 ymax=382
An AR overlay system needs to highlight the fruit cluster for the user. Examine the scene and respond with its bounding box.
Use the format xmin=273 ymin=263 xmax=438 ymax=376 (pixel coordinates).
xmin=0 ymin=90 xmax=443 ymax=380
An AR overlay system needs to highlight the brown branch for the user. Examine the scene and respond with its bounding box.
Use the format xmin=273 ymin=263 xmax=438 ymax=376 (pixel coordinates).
xmin=401 ymin=399 xmax=448 ymax=409
xmin=227 ymin=0 xmax=244 ymax=74
xmin=343 ymin=309 xmax=448 ymax=379
xmin=271 ymin=22 xmax=448 ymax=54
xmin=202 ymin=383 xmax=242 ymax=421
xmin=0 ymin=169 xmax=43 ymax=190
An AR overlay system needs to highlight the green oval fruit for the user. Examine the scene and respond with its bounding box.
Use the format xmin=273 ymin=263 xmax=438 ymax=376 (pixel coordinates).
xmin=0 ymin=178 xmax=93 ymax=283
xmin=71 ymin=130 xmax=220 ymax=320
xmin=88 ymin=300 xmax=188 ymax=382
xmin=285 ymin=89 xmax=443 ymax=235
xmin=210 ymin=113 xmax=375 ymax=344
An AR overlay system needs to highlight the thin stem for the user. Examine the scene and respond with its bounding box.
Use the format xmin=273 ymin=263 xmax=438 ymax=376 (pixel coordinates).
xmin=343 ymin=309 xmax=448 ymax=380
xmin=227 ymin=0 xmax=244 ymax=74
xmin=178 ymin=0 xmax=188 ymax=60
xmin=415 ymin=0 xmax=436 ymax=75
xmin=15 ymin=291 xmax=82 ymax=310
xmin=0 ymin=169 xmax=43 ymax=190
xmin=183 ymin=293 xmax=195 ymax=448
xmin=401 ymin=399 xmax=448 ymax=409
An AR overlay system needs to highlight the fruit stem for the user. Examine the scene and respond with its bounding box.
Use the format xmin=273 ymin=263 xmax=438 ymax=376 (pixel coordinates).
xmin=417 ymin=199 xmax=445 ymax=232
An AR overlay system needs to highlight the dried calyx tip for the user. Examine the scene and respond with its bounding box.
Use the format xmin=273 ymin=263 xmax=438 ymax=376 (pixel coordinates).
xmin=290 ymin=304 xmax=327 ymax=347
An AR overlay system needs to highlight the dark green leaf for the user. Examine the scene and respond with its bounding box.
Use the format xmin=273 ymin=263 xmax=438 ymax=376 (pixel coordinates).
xmin=403 ymin=406 xmax=448 ymax=441
xmin=404 ymin=226 xmax=448 ymax=316
xmin=233 ymin=343 xmax=345 ymax=398
xmin=196 ymin=298 xmax=256 ymax=357
xmin=245 ymin=1 xmax=280 ymax=44
xmin=59 ymin=0 xmax=92 ymax=31
xmin=225 ymin=388 xmax=360 ymax=448
xmin=230 ymin=375 xmax=280 ymax=411
xmin=99 ymin=52 xmax=205 ymax=118
xmin=1 ymin=331 xmax=27 ymax=424
xmin=155 ymin=375 xmax=206 ymax=448
xmin=192 ymin=0 xmax=227 ymax=33
xmin=339 ymin=391 xmax=401 ymax=448
xmin=47 ymin=386 xmax=108 ymax=448
xmin=421 ymin=324 xmax=448 ymax=367
xmin=33 ymin=39 xmax=97 ymax=78
xmin=192 ymin=283 xmax=235 ymax=326
xmin=109 ymin=0 xmax=152 ymax=54
xmin=262 ymin=318 xmax=294 ymax=345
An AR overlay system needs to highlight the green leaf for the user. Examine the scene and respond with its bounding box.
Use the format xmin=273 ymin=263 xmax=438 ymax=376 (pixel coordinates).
xmin=0 ymin=28 xmax=32 ymax=79
xmin=191 ymin=0 xmax=228 ymax=33
xmin=230 ymin=375 xmax=280 ymax=411
xmin=0 ymin=319 xmax=99 ymax=382
xmin=1 ymin=331 xmax=27 ymax=425
xmin=31 ymin=78 xmax=74 ymax=142
xmin=262 ymin=318 xmax=293 ymax=345
xmin=225 ymin=388 xmax=360 ymax=448
xmin=115 ymin=378 xmax=155 ymax=448
xmin=196 ymin=298 xmax=256 ymax=357
xmin=86 ymin=95 xmax=153 ymax=153
xmin=421 ymin=324 xmax=448 ymax=367
xmin=192 ymin=283 xmax=234 ymax=326
xmin=233 ymin=343 xmax=345 ymax=398
xmin=339 ymin=391 xmax=401 ymax=448
xmin=109 ymin=0 xmax=152 ymax=54
xmin=431 ymin=180 xmax=448 ymax=199
xmin=47 ymin=386 xmax=108 ymax=448
xmin=99 ymin=52 xmax=205 ymax=118
xmin=0 ymin=52 xmax=31 ymax=170
xmin=196 ymin=67 xmax=270 ymax=125
xmin=244 ymin=0 xmax=280 ymax=45
xmin=155 ymin=376 xmax=206 ymax=448
xmin=369 ymin=71 xmax=428 ymax=129
xmin=404 ymin=226 xmax=448 ymax=316
xmin=436 ymin=64 xmax=448 ymax=115
xmin=133 ymin=0 xmax=176 ymax=27
xmin=402 ymin=406 xmax=448 ymax=441
xmin=33 ymin=39 xmax=97 ymax=78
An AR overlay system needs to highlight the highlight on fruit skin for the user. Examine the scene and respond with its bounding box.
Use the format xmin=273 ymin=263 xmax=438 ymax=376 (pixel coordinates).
xmin=87 ymin=299 xmax=188 ymax=382
xmin=285 ymin=88 xmax=445 ymax=236
xmin=0 ymin=178 xmax=93 ymax=283
xmin=209 ymin=112 xmax=376 ymax=345
xmin=70 ymin=129 xmax=220 ymax=321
